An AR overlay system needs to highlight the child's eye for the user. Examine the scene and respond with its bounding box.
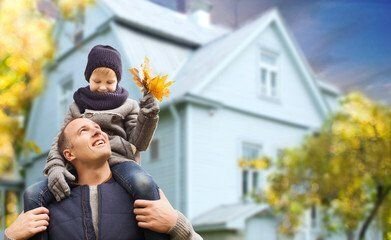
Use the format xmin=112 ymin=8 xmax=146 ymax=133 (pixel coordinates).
xmin=94 ymin=81 xmax=101 ymax=84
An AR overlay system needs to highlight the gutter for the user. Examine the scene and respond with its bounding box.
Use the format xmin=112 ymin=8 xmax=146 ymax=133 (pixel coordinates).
xmin=113 ymin=17 xmax=201 ymax=49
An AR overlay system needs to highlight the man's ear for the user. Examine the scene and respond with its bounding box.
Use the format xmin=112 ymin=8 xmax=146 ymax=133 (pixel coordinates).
xmin=63 ymin=148 xmax=76 ymax=162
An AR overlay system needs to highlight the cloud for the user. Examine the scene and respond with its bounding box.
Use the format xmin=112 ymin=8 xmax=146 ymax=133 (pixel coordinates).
xmin=320 ymin=63 xmax=391 ymax=104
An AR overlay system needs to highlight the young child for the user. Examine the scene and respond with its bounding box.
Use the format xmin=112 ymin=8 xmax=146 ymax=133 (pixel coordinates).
xmin=23 ymin=45 xmax=169 ymax=239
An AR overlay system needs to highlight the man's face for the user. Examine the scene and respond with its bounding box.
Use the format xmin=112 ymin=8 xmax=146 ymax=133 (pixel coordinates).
xmin=89 ymin=67 xmax=118 ymax=93
xmin=63 ymin=118 xmax=111 ymax=165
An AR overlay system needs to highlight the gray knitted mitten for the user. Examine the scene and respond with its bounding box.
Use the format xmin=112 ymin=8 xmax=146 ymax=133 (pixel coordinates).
xmin=140 ymin=93 xmax=160 ymax=118
xmin=48 ymin=166 xmax=76 ymax=201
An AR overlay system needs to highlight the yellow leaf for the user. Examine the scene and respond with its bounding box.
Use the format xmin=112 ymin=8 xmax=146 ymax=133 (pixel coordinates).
xmin=129 ymin=57 xmax=174 ymax=101
xmin=129 ymin=68 xmax=143 ymax=88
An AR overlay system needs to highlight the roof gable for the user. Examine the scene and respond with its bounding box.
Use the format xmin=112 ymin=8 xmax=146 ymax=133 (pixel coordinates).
xmin=172 ymin=8 xmax=330 ymax=118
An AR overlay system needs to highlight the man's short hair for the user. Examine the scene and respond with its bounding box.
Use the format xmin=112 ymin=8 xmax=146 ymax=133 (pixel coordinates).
xmin=57 ymin=121 xmax=72 ymax=159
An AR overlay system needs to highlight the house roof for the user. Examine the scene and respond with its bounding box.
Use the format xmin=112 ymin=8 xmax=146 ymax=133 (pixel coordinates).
xmin=101 ymin=0 xmax=228 ymax=47
xmin=192 ymin=202 xmax=270 ymax=232
xmin=101 ymin=0 xmax=337 ymax=116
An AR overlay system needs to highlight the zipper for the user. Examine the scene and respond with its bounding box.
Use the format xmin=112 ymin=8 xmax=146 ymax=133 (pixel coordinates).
xmin=97 ymin=185 xmax=102 ymax=240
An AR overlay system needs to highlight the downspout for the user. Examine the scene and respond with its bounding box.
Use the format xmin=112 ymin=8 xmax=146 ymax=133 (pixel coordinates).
xmin=169 ymin=104 xmax=183 ymax=213
xmin=165 ymin=56 xmax=189 ymax=214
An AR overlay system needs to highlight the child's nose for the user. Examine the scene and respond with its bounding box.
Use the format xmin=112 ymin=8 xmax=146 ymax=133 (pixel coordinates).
xmin=98 ymin=85 xmax=107 ymax=91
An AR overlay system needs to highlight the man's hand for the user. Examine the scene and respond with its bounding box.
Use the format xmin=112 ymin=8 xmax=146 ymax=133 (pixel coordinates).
xmin=5 ymin=207 xmax=49 ymax=240
xmin=134 ymin=189 xmax=178 ymax=233
xmin=139 ymin=93 xmax=160 ymax=118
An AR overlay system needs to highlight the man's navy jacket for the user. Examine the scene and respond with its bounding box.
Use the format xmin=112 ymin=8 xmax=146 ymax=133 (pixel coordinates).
xmin=47 ymin=177 xmax=144 ymax=240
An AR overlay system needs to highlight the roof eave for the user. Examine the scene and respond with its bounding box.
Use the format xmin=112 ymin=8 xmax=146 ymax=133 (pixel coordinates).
xmin=113 ymin=16 xmax=202 ymax=48
xmin=318 ymin=80 xmax=342 ymax=96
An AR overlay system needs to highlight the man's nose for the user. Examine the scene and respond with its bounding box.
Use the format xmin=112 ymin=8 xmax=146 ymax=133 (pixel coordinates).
xmin=92 ymin=128 xmax=103 ymax=137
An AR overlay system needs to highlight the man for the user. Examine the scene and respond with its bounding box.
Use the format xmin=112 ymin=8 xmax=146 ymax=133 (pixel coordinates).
xmin=5 ymin=118 xmax=202 ymax=240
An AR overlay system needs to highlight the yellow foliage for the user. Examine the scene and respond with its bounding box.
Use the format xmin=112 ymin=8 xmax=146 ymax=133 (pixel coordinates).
xmin=4 ymin=191 xmax=19 ymax=227
xmin=129 ymin=57 xmax=174 ymax=102
xmin=56 ymin=0 xmax=95 ymax=20
xmin=0 ymin=0 xmax=94 ymax=220
xmin=265 ymin=92 xmax=390 ymax=236
xmin=0 ymin=0 xmax=93 ymax=175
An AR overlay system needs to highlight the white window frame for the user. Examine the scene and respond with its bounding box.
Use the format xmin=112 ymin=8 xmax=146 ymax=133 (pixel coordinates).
xmin=258 ymin=48 xmax=280 ymax=101
xmin=241 ymin=142 xmax=263 ymax=199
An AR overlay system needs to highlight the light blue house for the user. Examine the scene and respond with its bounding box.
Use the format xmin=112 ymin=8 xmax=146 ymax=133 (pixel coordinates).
xmin=7 ymin=0 xmax=384 ymax=239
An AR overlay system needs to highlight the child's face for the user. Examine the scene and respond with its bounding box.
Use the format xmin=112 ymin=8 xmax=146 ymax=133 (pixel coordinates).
xmin=89 ymin=67 xmax=118 ymax=93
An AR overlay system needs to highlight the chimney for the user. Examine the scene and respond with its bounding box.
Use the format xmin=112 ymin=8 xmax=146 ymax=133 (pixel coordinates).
xmin=176 ymin=0 xmax=186 ymax=13
xmin=189 ymin=0 xmax=212 ymax=27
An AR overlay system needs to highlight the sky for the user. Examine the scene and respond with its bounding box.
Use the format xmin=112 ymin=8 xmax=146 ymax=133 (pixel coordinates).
xmin=151 ymin=0 xmax=391 ymax=104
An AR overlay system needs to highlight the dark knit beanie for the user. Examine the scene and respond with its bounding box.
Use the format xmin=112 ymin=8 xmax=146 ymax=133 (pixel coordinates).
xmin=84 ymin=45 xmax=122 ymax=82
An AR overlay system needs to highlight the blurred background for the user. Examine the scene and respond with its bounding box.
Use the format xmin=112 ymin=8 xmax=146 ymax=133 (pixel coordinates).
xmin=0 ymin=0 xmax=389 ymax=239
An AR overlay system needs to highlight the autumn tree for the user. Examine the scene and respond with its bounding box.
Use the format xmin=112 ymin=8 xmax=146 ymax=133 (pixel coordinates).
xmin=265 ymin=92 xmax=390 ymax=240
xmin=0 ymin=0 xmax=94 ymax=172
xmin=0 ymin=0 xmax=94 ymax=226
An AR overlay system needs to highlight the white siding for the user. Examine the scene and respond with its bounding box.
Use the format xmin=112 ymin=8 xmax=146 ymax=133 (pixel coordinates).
xmin=139 ymin=110 xmax=179 ymax=209
xmin=24 ymin=157 xmax=46 ymax=187
xmin=202 ymin=24 xmax=324 ymax=129
xmin=187 ymin=104 xmax=312 ymax=219
xmin=246 ymin=216 xmax=277 ymax=240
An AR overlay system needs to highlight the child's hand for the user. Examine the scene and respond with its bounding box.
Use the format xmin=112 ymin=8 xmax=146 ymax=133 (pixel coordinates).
xmin=48 ymin=166 xmax=75 ymax=201
xmin=140 ymin=93 xmax=160 ymax=118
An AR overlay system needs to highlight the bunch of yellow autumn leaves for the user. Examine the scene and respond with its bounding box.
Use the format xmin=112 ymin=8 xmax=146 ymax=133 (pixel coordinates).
xmin=130 ymin=57 xmax=174 ymax=102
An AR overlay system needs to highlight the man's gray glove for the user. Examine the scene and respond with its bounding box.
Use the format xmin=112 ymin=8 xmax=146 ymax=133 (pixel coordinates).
xmin=48 ymin=166 xmax=76 ymax=202
xmin=140 ymin=93 xmax=160 ymax=118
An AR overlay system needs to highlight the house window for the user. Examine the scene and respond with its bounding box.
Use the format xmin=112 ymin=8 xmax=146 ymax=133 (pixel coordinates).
xmin=150 ymin=139 xmax=159 ymax=161
xmin=311 ymin=205 xmax=318 ymax=228
xmin=59 ymin=79 xmax=73 ymax=118
xmin=241 ymin=142 xmax=262 ymax=197
xmin=276 ymin=148 xmax=285 ymax=159
xmin=242 ymin=170 xmax=248 ymax=196
xmin=259 ymin=50 xmax=279 ymax=99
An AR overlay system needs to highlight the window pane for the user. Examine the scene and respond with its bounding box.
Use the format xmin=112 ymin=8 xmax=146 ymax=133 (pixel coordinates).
xmin=243 ymin=143 xmax=261 ymax=160
xmin=60 ymin=80 xmax=73 ymax=117
xmin=150 ymin=139 xmax=159 ymax=161
xmin=311 ymin=205 xmax=317 ymax=228
xmin=261 ymin=52 xmax=277 ymax=65
xmin=242 ymin=170 xmax=248 ymax=195
xmin=260 ymin=68 xmax=267 ymax=95
xmin=270 ymin=72 xmax=277 ymax=97
xmin=252 ymin=172 xmax=258 ymax=190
